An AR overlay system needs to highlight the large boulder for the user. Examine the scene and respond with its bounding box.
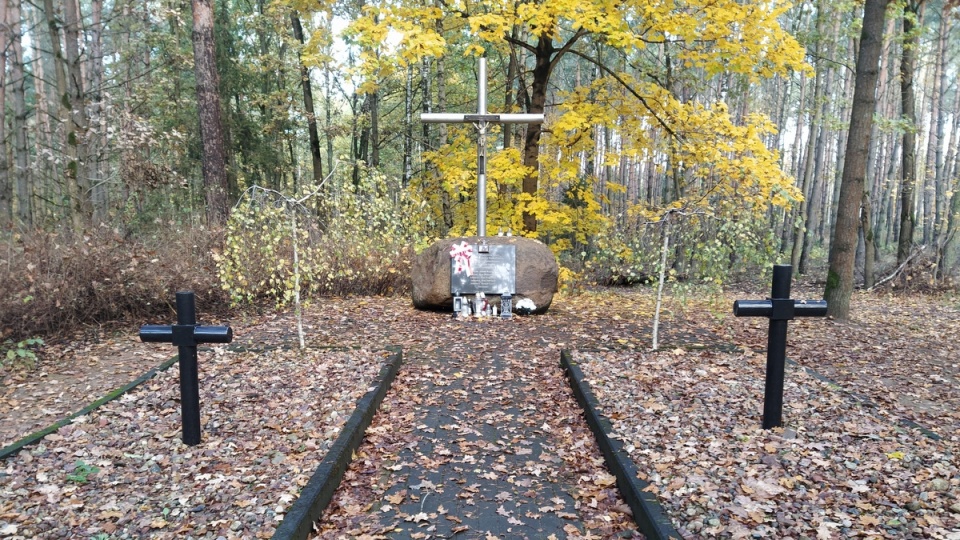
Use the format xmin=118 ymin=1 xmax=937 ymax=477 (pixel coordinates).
xmin=412 ymin=236 xmax=559 ymax=313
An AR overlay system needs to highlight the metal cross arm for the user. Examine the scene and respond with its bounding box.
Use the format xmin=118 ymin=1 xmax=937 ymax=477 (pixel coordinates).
xmin=733 ymin=299 xmax=828 ymax=320
xmin=421 ymin=113 xmax=546 ymax=124
xmin=420 ymin=57 xmax=544 ymax=236
xmin=140 ymin=324 xmax=233 ymax=345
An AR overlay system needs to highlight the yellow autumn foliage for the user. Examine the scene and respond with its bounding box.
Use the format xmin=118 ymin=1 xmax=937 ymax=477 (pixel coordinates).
xmin=293 ymin=0 xmax=810 ymax=282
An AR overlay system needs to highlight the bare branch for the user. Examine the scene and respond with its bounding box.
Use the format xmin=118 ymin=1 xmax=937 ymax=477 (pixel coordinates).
xmin=867 ymin=245 xmax=926 ymax=292
xmin=566 ymin=48 xmax=679 ymax=140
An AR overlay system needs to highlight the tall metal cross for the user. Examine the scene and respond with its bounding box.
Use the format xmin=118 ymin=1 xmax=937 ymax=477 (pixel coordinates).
xmin=421 ymin=57 xmax=544 ymax=237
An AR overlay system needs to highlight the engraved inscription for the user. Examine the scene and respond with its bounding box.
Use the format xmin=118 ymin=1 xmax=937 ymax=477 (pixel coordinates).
xmin=451 ymin=245 xmax=516 ymax=294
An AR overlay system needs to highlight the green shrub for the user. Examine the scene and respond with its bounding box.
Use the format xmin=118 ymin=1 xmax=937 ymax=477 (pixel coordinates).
xmin=66 ymin=460 xmax=99 ymax=483
xmin=218 ymin=168 xmax=429 ymax=306
xmin=2 ymin=337 xmax=45 ymax=368
xmin=575 ymin=214 xmax=779 ymax=288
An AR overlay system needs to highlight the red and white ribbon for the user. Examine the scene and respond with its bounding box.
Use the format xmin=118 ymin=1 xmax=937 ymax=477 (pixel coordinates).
xmin=449 ymin=241 xmax=474 ymax=276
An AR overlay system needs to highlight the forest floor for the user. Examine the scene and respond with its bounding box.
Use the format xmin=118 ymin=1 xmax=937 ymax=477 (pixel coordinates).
xmin=1 ymin=285 xmax=959 ymax=538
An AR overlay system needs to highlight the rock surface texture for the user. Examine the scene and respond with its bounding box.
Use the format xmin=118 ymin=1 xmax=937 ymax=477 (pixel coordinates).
xmin=412 ymin=236 xmax=559 ymax=313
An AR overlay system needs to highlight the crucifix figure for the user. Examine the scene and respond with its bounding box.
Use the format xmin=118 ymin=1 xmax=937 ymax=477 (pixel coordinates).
xmin=421 ymin=57 xmax=544 ymax=237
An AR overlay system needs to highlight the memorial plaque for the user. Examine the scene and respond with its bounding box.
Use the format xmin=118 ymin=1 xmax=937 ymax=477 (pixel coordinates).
xmin=451 ymin=244 xmax=516 ymax=294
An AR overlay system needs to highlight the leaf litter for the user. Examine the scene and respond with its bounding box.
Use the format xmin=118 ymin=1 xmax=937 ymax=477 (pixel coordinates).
xmin=2 ymin=289 xmax=959 ymax=538
xmin=578 ymin=287 xmax=960 ymax=539
xmin=0 ymin=344 xmax=386 ymax=538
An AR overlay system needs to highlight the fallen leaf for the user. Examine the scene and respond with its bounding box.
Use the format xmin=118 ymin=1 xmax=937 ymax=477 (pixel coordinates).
xmin=386 ymin=491 xmax=406 ymax=505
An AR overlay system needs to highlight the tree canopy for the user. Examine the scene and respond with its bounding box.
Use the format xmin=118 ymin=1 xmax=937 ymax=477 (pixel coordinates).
xmin=322 ymin=0 xmax=808 ymax=243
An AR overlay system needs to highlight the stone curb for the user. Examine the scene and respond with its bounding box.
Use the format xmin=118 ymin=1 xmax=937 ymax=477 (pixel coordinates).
xmin=560 ymin=350 xmax=682 ymax=540
xmin=272 ymin=347 xmax=404 ymax=540
xmin=0 ymin=354 xmax=181 ymax=461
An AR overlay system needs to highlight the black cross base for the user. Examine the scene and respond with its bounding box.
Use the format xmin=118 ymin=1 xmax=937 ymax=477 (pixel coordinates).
xmin=139 ymin=291 xmax=232 ymax=445
xmin=733 ymin=265 xmax=827 ymax=429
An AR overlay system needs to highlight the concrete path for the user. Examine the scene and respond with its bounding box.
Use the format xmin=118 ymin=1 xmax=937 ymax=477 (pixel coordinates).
xmin=314 ymin=319 xmax=644 ymax=539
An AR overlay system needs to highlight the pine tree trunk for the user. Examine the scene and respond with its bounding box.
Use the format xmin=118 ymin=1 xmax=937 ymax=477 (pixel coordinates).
xmin=897 ymin=1 xmax=920 ymax=263
xmin=403 ymin=65 xmax=413 ymax=188
xmin=0 ymin=0 xmax=11 ymax=223
xmin=64 ymin=0 xmax=91 ymax=222
xmin=880 ymin=17 xmax=899 ymax=251
xmin=504 ymin=32 xmax=519 ymax=150
xmin=928 ymin=5 xmax=949 ymax=272
xmin=789 ymin=75 xmax=807 ymax=178
xmin=10 ymin=0 xmax=31 ymax=226
xmin=418 ymin=58 xmax=434 ymax=207
xmin=800 ymin=9 xmax=841 ymax=272
xmin=420 ymin=56 xmax=444 ymax=227
xmin=28 ymin=6 xmax=57 ymax=218
xmin=865 ymin=121 xmax=882 ymax=251
xmin=521 ymin=36 xmax=553 ymax=233
xmin=421 ymin=57 xmax=431 ymax=146
xmin=832 ymin=35 xmax=857 ymax=239
xmin=884 ymin=135 xmax=902 ymax=246
xmin=350 ymin=91 xmax=359 ymax=186
xmin=370 ymin=89 xmax=379 ymax=168
xmin=941 ymin=86 xmax=960 ymax=271
xmin=865 ymin=20 xmax=893 ymax=253
xmin=862 ymin=190 xmax=876 ymax=288
xmin=354 ymin=94 xmax=371 ymax=184
xmin=41 ymin=0 xmax=80 ymax=229
xmin=290 ymin=12 xmax=323 ymax=185
xmin=825 ymin=128 xmax=845 ymax=242
xmin=254 ymin=0 xmax=275 ymax=189
xmin=791 ymin=53 xmax=823 ymax=272
xmin=435 ymin=51 xmax=453 ymax=232
xmin=191 ymin=0 xmax=229 ymax=225
xmin=88 ymin=0 xmax=107 ymax=220
xmin=323 ymin=12 xmax=334 ymax=172
xmin=824 ymin=0 xmax=890 ymax=319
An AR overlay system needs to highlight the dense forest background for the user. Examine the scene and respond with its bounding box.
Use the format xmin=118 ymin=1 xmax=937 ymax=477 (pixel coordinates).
xmin=1 ymin=0 xmax=959 ymax=343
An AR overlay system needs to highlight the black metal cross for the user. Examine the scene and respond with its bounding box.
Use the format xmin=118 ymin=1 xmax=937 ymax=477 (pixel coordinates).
xmin=733 ymin=265 xmax=827 ymax=429
xmin=139 ymin=291 xmax=232 ymax=445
